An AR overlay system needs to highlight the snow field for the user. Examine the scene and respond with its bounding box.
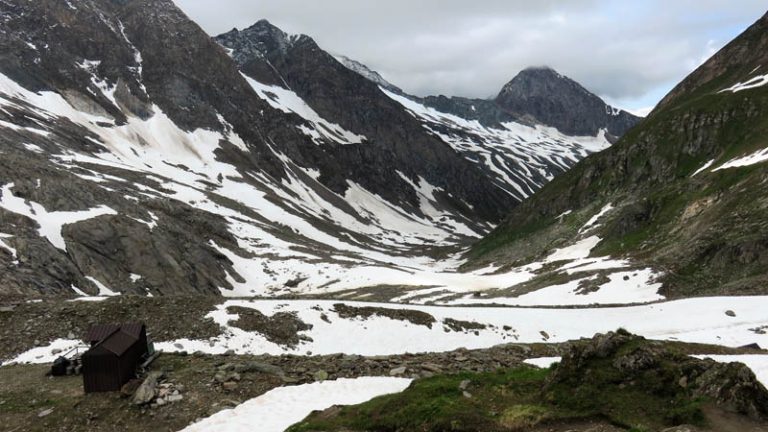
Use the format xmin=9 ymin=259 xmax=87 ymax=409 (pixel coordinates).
xmin=180 ymin=377 xmax=412 ymax=432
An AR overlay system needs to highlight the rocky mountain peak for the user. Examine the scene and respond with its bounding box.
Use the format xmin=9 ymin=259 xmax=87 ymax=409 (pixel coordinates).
xmin=217 ymin=19 xmax=295 ymax=60
xmin=334 ymin=55 xmax=402 ymax=93
xmin=495 ymin=66 xmax=640 ymax=137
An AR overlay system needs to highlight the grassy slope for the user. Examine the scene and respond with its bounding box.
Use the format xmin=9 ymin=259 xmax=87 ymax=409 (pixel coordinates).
xmin=289 ymin=335 xmax=768 ymax=432
xmin=466 ymin=12 xmax=768 ymax=298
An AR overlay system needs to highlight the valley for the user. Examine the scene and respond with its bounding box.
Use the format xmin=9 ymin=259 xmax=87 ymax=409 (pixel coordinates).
xmin=1 ymin=1 xmax=768 ymax=431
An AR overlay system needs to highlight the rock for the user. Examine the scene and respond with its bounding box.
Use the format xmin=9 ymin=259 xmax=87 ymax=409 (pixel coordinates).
xmin=313 ymin=370 xmax=329 ymax=382
xmin=218 ymin=363 xmax=235 ymax=372
xmin=222 ymin=382 xmax=238 ymax=391
xmin=389 ymin=366 xmax=407 ymax=376
xmin=214 ymin=372 xmax=228 ymax=383
xmin=234 ymin=361 xmax=284 ymax=376
xmin=132 ymin=371 xmax=164 ymax=405
xmin=120 ymin=379 xmax=143 ymax=398
xmin=549 ymin=330 xmax=768 ymax=421
xmin=458 ymin=380 xmax=471 ymax=391
xmin=725 ymin=310 xmax=736 ymax=317
xmin=462 ymin=391 xmax=472 ymax=399
xmin=740 ymin=343 xmax=762 ymax=350
xmin=38 ymin=408 xmax=54 ymax=418
xmin=166 ymin=394 xmax=184 ymax=403
xmin=421 ymin=363 xmax=442 ymax=373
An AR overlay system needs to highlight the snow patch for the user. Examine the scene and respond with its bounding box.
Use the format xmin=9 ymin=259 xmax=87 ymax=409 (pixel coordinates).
xmin=242 ymin=74 xmax=365 ymax=145
xmin=0 ymin=183 xmax=116 ymax=250
xmin=545 ymin=236 xmax=602 ymax=263
xmin=181 ymin=377 xmax=412 ymax=432
xmin=714 ymin=148 xmax=768 ymax=171
xmin=85 ymin=276 xmax=120 ymax=297
xmin=154 ymin=296 xmax=768 ymax=357
xmin=720 ymin=73 xmax=768 ymax=93
xmin=524 ymin=357 xmax=561 ymax=368
xmin=691 ymin=159 xmax=715 ymax=177
xmin=580 ymin=204 xmax=613 ymax=233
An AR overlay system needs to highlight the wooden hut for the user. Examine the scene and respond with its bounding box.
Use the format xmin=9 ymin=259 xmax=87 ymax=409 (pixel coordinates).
xmin=82 ymin=323 xmax=148 ymax=393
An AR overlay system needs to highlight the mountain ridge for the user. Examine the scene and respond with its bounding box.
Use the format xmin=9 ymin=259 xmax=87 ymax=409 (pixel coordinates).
xmin=0 ymin=4 xmax=636 ymax=299
xmin=469 ymin=9 xmax=768 ymax=299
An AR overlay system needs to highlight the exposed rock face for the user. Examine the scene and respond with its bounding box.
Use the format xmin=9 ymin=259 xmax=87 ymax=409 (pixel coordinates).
xmin=495 ymin=67 xmax=640 ymax=138
xmin=549 ymin=330 xmax=768 ymax=421
xmin=416 ymin=67 xmax=641 ymax=140
xmin=0 ymin=1 xmax=630 ymax=298
xmin=216 ymin=20 xmax=515 ymax=221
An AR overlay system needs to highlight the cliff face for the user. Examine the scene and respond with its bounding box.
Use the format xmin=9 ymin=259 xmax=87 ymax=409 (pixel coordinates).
xmin=495 ymin=67 xmax=640 ymax=138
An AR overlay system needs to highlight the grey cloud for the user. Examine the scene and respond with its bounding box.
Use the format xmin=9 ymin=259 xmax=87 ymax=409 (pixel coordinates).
xmin=173 ymin=0 xmax=767 ymax=109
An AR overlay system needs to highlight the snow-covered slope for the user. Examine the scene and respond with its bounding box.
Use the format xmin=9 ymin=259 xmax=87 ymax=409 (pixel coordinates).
xmin=0 ymin=1 xmax=632 ymax=301
xmin=383 ymin=89 xmax=611 ymax=201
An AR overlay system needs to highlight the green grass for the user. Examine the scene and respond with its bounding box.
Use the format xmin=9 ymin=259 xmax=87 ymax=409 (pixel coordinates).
xmin=290 ymin=359 xmax=708 ymax=431
xmin=288 ymin=368 xmax=551 ymax=432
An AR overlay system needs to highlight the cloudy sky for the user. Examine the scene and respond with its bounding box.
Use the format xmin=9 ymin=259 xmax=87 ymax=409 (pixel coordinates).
xmin=173 ymin=1 xmax=767 ymax=115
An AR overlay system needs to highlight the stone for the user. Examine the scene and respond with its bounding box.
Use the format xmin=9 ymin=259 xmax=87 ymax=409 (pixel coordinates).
xmin=222 ymin=382 xmax=238 ymax=391
xmin=389 ymin=366 xmax=407 ymax=376
xmin=132 ymin=371 xmax=164 ymax=405
xmin=214 ymin=372 xmax=227 ymax=383
xmin=120 ymin=379 xmax=143 ymax=398
xmin=166 ymin=394 xmax=184 ymax=403
xmin=313 ymin=370 xmax=329 ymax=382
xmin=458 ymin=380 xmax=471 ymax=391
xmin=38 ymin=408 xmax=54 ymax=418
xmin=234 ymin=361 xmax=284 ymax=376
xmin=725 ymin=310 xmax=736 ymax=317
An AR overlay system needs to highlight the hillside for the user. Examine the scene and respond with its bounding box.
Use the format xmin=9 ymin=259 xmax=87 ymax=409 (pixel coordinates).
xmin=469 ymin=11 xmax=768 ymax=299
xmin=0 ymin=2 xmax=627 ymax=299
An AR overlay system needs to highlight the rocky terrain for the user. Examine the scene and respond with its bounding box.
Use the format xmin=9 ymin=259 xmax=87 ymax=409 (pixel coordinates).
xmin=0 ymin=0 xmax=632 ymax=300
xmin=291 ymin=330 xmax=768 ymax=431
xmin=2 ymin=328 xmax=762 ymax=432
xmin=1 ymin=2 xmax=768 ymax=432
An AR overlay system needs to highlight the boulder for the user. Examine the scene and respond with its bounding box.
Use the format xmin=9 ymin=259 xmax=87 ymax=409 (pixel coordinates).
xmin=132 ymin=371 xmax=164 ymax=405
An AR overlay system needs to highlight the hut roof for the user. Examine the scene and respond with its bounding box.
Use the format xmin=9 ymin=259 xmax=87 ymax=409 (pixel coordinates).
xmin=84 ymin=323 xmax=146 ymax=356
xmin=84 ymin=324 xmax=121 ymax=343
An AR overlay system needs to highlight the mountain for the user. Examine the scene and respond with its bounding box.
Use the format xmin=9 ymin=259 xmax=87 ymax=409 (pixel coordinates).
xmin=495 ymin=66 xmax=639 ymax=138
xmin=333 ymin=54 xmax=402 ymax=93
xmin=417 ymin=66 xmax=641 ymax=141
xmin=0 ymin=1 xmax=632 ymax=299
xmin=225 ymin=21 xmax=632 ymax=202
xmin=215 ymin=19 xmax=514 ymax=222
xmin=469 ymin=11 xmax=768 ymax=299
